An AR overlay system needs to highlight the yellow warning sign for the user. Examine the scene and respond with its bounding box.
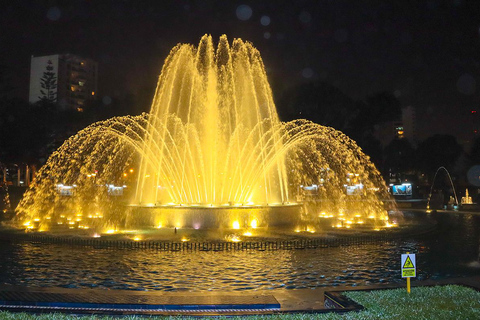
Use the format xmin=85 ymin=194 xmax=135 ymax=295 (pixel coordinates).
xmin=403 ymin=256 xmax=415 ymax=269
xmin=401 ymin=253 xmax=416 ymax=278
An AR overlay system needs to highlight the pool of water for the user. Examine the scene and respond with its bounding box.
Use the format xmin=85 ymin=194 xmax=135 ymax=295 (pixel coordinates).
xmin=0 ymin=211 xmax=479 ymax=292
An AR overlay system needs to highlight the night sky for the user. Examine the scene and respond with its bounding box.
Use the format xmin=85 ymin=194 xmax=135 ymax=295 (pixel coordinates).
xmin=2 ymin=0 xmax=480 ymax=144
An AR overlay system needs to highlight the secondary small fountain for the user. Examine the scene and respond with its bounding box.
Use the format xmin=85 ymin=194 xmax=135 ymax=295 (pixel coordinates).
xmin=426 ymin=166 xmax=459 ymax=211
xmin=14 ymin=35 xmax=393 ymax=235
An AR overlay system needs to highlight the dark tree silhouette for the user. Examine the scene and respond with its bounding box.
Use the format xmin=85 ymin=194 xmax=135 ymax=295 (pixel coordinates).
xmin=348 ymin=92 xmax=402 ymax=139
xmin=39 ymin=60 xmax=57 ymax=102
xmin=0 ymin=64 xmax=14 ymax=101
xmin=415 ymin=134 xmax=463 ymax=179
xmin=384 ymin=138 xmax=415 ymax=173
xmin=469 ymin=136 xmax=480 ymax=165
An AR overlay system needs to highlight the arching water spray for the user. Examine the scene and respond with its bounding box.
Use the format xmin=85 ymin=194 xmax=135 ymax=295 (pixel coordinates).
xmin=427 ymin=166 xmax=459 ymax=211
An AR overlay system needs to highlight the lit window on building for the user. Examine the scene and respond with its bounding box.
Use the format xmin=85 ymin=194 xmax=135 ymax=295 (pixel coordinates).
xmin=78 ymin=81 xmax=84 ymax=86
xmin=395 ymin=126 xmax=404 ymax=138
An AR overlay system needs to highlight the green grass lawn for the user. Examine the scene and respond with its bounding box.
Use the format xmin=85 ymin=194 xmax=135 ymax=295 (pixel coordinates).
xmin=0 ymin=285 xmax=479 ymax=320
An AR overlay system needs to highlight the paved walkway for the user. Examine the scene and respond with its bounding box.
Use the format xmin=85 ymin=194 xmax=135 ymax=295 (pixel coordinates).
xmin=1 ymin=276 xmax=479 ymax=315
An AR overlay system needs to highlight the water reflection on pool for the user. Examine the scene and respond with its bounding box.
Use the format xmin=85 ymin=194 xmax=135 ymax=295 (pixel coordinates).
xmin=0 ymin=211 xmax=479 ymax=291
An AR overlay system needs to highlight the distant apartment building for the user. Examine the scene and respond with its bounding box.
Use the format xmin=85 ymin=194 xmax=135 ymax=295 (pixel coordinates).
xmin=375 ymin=106 xmax=417 ymax=147
xmin=29 ymin=54 xmax=98 ymax=111
xmin=400 ymin=105 xmax=416 ymax=142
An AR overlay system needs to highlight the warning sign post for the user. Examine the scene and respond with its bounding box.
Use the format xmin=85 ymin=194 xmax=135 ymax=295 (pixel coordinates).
xmin=401 ymin=253 xmax=416 ymax=293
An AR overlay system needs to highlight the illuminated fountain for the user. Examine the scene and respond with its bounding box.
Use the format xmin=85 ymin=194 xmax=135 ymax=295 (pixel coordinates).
xmin=15 ymin=35 xmax=393 ymax=235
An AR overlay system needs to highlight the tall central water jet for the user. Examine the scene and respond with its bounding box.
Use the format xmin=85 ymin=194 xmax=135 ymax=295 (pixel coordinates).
xmin=15 ymin=35 xmax=392 ymax=232
xmin=136 ymin=35 xmax=288 ymax=206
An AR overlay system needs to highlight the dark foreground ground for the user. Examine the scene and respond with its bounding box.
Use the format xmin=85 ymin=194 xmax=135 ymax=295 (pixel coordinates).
xmin=0 ymin=276 xmax=479 ymax=316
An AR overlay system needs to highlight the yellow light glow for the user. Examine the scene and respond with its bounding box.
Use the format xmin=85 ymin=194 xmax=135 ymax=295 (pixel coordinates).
xmin=133 ymin=236 xmax=142 ymax=241
xmin=60 ymin=215 xmax=65 ymax=218
xmin=250 ymin=219 xmax=258 ymax=228
xmin=129 ymin=169 xmax=134 ymax=173
xmin=294 ymin=228 xmax=301 ymax=233
xmin=121 ymin=230 xmax=138 ymax=234
xmin=243 ymin=231 xmax=252 ymax=236
xmin=106 ymin=229 xmax=116 ymax=234
xmin=123 ymin=173 xmax=127 ymax=177
xmin=33 ymin=218 xmax=40 ymax=222
xmin=181 ymin=237 xmax=189 ymax=242
xmin=92 ymin=233 xmax=101 ymax=238
xmin=230 ymin=235 xmax=241 ymax=242
xmin=232 ymin=221 xmax=240 ymax=229
xmin=156 ymin=223 xmax=163 ymax=229
xmin=23 ymin=221 xmax=31 ymax=226
xmin=46 ymin=216 xmax=51 ymax=220
xmin=346 ymin=220 xmax=353 ymax=224
xmin=357 ymin=220 xmax=364 ymax=224
xmin=336 ymin=223 xmax=343 ymax=228
xmin=368 ymin=215 xmax=375 ymax=219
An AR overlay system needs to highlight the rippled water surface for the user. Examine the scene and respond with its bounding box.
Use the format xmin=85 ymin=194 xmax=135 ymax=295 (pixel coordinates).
xmin=1 ymin=212 xmax=479 ymax=291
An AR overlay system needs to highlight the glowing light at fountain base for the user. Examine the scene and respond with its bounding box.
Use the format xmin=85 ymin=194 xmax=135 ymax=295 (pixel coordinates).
xmin=126 ymin=204 xmax=303 ymax=229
